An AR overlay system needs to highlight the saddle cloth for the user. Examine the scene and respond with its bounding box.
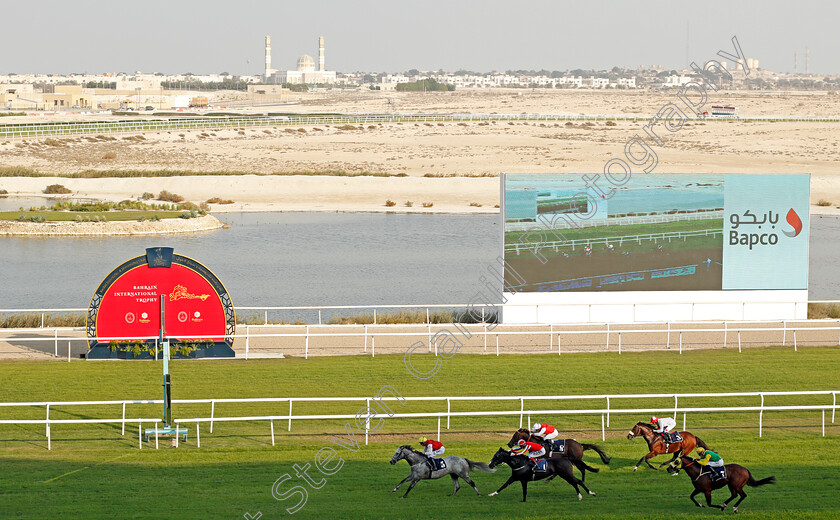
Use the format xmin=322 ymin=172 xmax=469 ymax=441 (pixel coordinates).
xmin=663 ymin=432 xmax=683 ymax=443
xmin=707 ymin=466 xmax=726 ymax=481
xmin=534 ymin=459 xmax=548 ymax=472
xmin=426 ymin=458 xmax=447 ymax=471
xmin=549 ymin=439 xmax=566 ymax=454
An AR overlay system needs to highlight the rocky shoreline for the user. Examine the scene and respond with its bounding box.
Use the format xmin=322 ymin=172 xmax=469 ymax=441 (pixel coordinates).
xmin=0 ymin=214 xmax=225 ymax=236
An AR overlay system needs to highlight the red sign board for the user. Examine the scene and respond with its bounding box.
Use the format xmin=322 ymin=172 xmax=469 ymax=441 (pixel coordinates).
xmin=96 ymin=264 xmax=226 ymax=342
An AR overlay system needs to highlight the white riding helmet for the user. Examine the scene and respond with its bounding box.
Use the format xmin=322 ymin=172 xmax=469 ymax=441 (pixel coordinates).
xmin=533 ymin=423 xmax=541 ymax=431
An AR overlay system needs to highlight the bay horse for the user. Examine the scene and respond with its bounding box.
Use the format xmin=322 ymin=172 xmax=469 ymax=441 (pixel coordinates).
xmin=668 ymin=454 xmax=776 ymax=512
xmin=487 ymin=447 xmax=597 ymax=502
xmin=626 ymin=422 xmax=708 ymax=471
xmin=508 ymin=429 xmax=611 ymax=481
xmin=389 ymin=445 xmax=495 ymax=498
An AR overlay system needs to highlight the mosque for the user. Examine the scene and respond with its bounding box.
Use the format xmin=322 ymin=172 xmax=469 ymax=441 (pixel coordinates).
xmin=265 ymin=35 xmax=336 ymax=85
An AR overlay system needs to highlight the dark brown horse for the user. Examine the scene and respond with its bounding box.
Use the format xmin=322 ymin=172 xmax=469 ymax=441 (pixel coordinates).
xmin=626 ymin=422 xmax=708 ymax=471
xmin=668 ymin=454 xmax=775 ymax=512
xmin=508 ymin=429 xmax=610 ymax=481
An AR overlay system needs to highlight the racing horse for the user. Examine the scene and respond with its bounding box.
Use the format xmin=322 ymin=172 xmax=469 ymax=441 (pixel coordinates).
xmin=487 ymin=447 xmax=597 ymax=502
xmin=627 ymin=422 xmax=708 ymax=471
xmin=668 ymin=454 xmax=776 ymax=512
xmin=389 ymin=445 xmax=495 ymax=498
xmin=508 ymin=428 xmax=611 ymax=481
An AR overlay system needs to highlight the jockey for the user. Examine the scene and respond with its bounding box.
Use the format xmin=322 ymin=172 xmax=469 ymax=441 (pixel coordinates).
xmin=696 ymin=447 xmax=725 ymax=481
xmin=532 ymin=422 xmax=559 ymax=441
xmin=651 ymin=416 xmax=677 ymax=443
xmin=512 ymin=439 xmax=546 ymax=470
xmin=418 ymin=437 xmax=445 ymax=458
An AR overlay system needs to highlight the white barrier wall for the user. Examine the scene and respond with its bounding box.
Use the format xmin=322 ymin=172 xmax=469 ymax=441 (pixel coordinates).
xmin=502 ymin=290 xmax=809 ymax=324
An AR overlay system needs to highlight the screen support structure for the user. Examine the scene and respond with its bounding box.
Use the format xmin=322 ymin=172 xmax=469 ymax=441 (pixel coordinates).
xmin=144 ymin=293 xmax=187 ymax=444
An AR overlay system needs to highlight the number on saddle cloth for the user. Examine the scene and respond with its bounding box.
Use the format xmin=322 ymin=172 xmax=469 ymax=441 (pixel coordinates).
xmin=426 ymin=458 xmax=447 ymax=471
xmin=550 ymin=439 xmax=566 ymax=454
xmin=707 ymin=466 xmax=726 ymax=481
xmin=663 ymin=432 xmax=682 ymax=444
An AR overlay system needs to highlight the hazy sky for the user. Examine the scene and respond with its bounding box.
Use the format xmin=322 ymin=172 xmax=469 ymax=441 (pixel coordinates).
xmin=2 ymin=0 xmax=837 ymax=75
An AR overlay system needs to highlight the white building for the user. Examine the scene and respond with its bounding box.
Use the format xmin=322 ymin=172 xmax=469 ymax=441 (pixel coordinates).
xmin=271 ymin=36 xmax=336 ymax=85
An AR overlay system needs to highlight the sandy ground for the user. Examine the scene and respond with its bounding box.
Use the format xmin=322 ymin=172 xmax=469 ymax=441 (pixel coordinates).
xmin=1 ymin=89 xmax=839 ymax=214
xmin=0 ymin=214 xmax=223 ymax=236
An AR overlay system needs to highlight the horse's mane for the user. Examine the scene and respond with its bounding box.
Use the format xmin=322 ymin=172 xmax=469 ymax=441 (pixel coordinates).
xmin=399 ymin=444 xmax=422 ymax=455
xmin=636 ymin=422 xmax=655 ymax=429
xmin=515 ymin=428 xmax=530 ymax=433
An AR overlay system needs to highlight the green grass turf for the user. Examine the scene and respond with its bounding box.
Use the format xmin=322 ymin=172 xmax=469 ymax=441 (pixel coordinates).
xmin=0 ymin=347 xmax=838 ymax=519
xmin=0 ymin=210 xmax=185 ymax=221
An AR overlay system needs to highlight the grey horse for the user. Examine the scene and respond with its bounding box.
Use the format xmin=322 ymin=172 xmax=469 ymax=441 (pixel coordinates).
xmin=389 ymin=445 xmax=495 ymax=498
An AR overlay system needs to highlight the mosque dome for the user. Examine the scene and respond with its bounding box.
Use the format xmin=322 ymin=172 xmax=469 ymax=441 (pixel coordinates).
xmin=296 ymin=55 xmax=316 ymax=72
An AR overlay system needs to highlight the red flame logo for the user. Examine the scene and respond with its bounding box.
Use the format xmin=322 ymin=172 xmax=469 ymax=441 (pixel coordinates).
xmin=783 ymin=208 xmax=802 ymax=237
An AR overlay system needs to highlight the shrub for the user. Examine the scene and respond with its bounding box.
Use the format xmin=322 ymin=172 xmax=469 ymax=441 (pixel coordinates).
xmin=605 ymin=120 xmax=617 ymax=126
xmin=469 ymin=202 xmax=482 ymax=207
xmin=0 ymin=189 xmax=8 ymax=195
xmin=404 ymin=201 xmax=413 ymax=207
xmin=206 ymin=197 xmax=234 ymax=204
xmin=158 ymin=190 xmax=185 ymax=203
xmin=385 ymin=200 xmax=396 ymax=207
xmin=422 ymin=202 xmax=434 ymax=208
xmin=103 ymin=152 xmax=117 ymax=159
xmin=140 ymin=192 xmax=154 ymax=200
xmin=44 ymin=184 xmax=71 ymax=194
xmin=817 ymin=199 xmax=832 ymax=206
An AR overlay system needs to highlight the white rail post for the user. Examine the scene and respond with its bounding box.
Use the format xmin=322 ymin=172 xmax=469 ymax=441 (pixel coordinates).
xmin=738 ymin=330 xmax=742 ymax=353
xmin=428 ymin=324 xmax=432 ymax=353
xmin=270 ymin=420 xmax=275 ymax=446
xmin=305 ymin=325 xmax=309 ymax=359
xmin=822 ymin=410 xmax=825 ymax=437
xmin=245 ymin=326 xmax=249 ymax=360
xmin=139 ymin=422 xmax=142 ymax=450
xmin=793 ymin=329 xmax=798 ymax=351
xmin=288 ymin=399 xmax=293 ymax=431
xmin=155 ymin=423 xmax=159 ymax=449
xmin=679 ymin=331 xmax=682 ymax=354
xmin=437 ymin=416 xmax=441 ymax=440
xmin=723 ymin=321 xmax=727 ymax=347
xmin=210 ymin=400 xmax=215 ymax=433
xmin=837 ymin=320 xmax=839 ymax=345
xmin=683 ymin=412 xmax=687 ymax=431
xmin=446 ymin=398 xmax=451 ymax=429
xmin=364 ymin=325 xmax=368 ymax=353
xmin=759 ymin=394 xmax=764 ymax=437
xmin=372 ymin=336 xmax=375 ymax=358
xmin=606 ymin=323 xmax=610 ymax=350
xmin=45 ymin=404 xmax=50 ymax=436
xmin=318 ymin=309 xmax=322 ymax=325
xmin=601 ymin=414 xmax=605 ymax=441
xmin=496 ymin=334 xmax=499 ymax=356
xmin=673 ymin=395 xmax=678 ymax=420
xmin=484 ymin=324 xmax=487 ymax=353
xmin=519 ymin=398 xmax=524 ymax=428
xmin=54 ymin=329 xmax=58 ymax=357
xmin=666 ymin=322 xmax=670 ymax=350
xmin=175 ymin=422 xmax=180 ymax=448
xmin=68 ymin=341 xmax=71 ymax=362
xmin=782 ymin=320 xmax=786 ymax=345
xmin=832 ymin=392 xmax=836 ymax=424
xmin=558 ymin=333 xmax=561 ymax=356
xmin=197 ymin=423 xmax=200 ymax=448
xmin=426 ymin=308 xmax=430 ymax=324
xmin=374 ymin=309 xmax=377 ymax=324
xmin=618 ymin=332 xmax=621 ymax=355
xmin=122 ymin=402 xmax=126 ymax=435
xmin=549 ymin=324 xmax=553 ymax=352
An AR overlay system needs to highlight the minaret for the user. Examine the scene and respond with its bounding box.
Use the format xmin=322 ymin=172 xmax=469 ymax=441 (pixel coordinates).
xmin=319 ymin=36 xmax=325 ymax=72
xmin=265 ymin=35 xmax=272 ymax=80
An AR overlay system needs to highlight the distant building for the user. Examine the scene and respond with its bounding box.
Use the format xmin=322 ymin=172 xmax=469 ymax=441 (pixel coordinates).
xmin=269 ymin=36 xmax=336 ymax=85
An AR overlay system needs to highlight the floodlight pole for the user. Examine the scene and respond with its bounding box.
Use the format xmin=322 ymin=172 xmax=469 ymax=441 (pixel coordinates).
xmin=161 ymin=295 xmax=172 ymax=428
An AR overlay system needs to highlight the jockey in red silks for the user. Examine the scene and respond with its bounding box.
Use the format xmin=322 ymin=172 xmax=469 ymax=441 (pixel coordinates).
xmin=419 ymin=437 xmax=445 ymax=458
xmin=532 ymin=422 xmax=559 ymax=441
xmin=512 ymin=439 xmax=546 ymax=462
xmin=651 ymin=416 xmax=677 ymax=443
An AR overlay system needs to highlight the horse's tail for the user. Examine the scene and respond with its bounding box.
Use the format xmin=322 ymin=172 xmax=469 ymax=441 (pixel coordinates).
xmin=466 ymin=460 xmax=496 ymax=473
xmin=571 ymin=457 xmax=599 ymax=474
xmin=747 ymin=473 xmax=776 ymax=487
xmin=693 ymin=436 xmax=709 ymax=451
xmin=581 ymin=443 xmax=611 ymax=465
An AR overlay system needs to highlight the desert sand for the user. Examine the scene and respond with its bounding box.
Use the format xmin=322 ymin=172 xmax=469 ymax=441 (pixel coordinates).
xmin=1 ymin=89 xmax=839 ymax=215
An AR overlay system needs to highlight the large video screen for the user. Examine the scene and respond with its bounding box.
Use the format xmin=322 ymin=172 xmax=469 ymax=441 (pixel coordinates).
xmin=503 ymin=174 xmax=809 ymax=292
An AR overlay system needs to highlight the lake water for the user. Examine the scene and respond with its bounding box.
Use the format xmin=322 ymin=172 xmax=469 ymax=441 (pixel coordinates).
xmin=1 ymin=209 xmax=837 ymax=317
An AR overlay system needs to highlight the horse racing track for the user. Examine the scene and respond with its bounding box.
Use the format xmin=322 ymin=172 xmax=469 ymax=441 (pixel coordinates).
xmin=0 ymin=347 xmax=837 ymax=519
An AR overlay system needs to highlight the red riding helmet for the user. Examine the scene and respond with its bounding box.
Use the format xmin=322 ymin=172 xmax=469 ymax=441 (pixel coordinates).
xmin=517 ymin=439 xmax=526 ymax=446
xmin=651 ymin=416 xmax=659 ymax=423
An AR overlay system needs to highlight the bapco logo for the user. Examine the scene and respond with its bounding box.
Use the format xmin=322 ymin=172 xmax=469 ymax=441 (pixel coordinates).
xmin=729 ymin=208 xmax=802 ymax=249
